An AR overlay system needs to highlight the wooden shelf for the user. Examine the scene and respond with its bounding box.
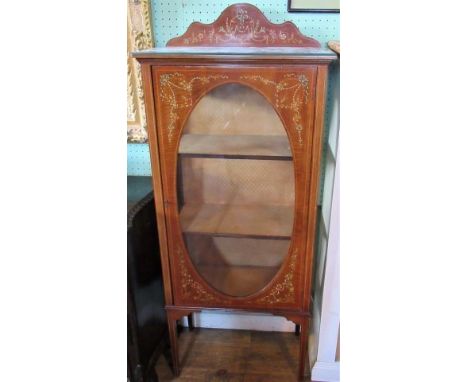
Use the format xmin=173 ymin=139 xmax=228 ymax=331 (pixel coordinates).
xmin=180 ymin=203 xmax=293 ymax=239
xmin=179 ymin=134 xmax=292 ymax=160
xmin=196 ymin=264 xmax=280 ymax=297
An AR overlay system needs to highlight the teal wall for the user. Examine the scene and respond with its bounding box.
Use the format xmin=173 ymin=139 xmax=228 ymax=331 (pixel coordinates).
xmin=128 ymin=0 xmax=340 ymax=201
xmin=151 ymin=0 xmax=339 ymax=47
xmin=127 ymin=143 xmax=152 ymax=176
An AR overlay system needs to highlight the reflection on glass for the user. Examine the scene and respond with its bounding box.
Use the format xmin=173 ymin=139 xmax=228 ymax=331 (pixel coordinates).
xmin=177 ymin=84 xmax=294 ymax=297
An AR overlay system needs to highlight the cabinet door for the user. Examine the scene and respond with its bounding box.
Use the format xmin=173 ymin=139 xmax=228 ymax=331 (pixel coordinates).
xmin=153 ymin=66 xmax=317 ymax=309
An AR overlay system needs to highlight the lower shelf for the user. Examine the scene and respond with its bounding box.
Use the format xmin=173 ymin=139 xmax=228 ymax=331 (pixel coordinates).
xmin=196 ymin=264 xmax=280 ymax=297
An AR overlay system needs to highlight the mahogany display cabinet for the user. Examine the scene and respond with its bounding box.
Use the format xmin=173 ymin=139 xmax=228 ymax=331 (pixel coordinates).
xmin=133 ymin=3 xmax=336 ymax=380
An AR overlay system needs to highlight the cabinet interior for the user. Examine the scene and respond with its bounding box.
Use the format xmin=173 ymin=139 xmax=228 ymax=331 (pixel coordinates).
xmin=177 ymin=83 xmax=294 ymax=297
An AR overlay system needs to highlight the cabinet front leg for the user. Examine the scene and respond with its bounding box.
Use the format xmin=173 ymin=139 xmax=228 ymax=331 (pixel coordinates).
xmin=167 ymin=315 xmax=180 ymax=376
xmin=298 ymin=317 xmax=310 ymax=381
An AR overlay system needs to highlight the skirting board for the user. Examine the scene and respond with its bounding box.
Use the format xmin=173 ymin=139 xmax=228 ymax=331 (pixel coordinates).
xmin=180 ymin=310 xmax=295 ymax=332
xmin=311 ymin=361 xmax=340 ymax=382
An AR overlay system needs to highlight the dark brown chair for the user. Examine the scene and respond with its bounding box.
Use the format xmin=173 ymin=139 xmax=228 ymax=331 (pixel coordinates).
xmin=127 ymin=178 xmax=167 ymax=382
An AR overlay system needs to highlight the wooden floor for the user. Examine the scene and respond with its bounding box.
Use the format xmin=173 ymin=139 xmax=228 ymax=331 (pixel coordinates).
xmin=155 ymin=327 xmax=311 ymax=382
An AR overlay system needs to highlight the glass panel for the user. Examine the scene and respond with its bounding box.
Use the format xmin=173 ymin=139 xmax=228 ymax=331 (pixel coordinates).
xmin=177 ymin=83 xmax=295 ymax=297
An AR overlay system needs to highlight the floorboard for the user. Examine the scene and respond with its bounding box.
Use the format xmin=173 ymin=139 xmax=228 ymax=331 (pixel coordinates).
xmin=155 ymin=327 xmax=313 ymax=382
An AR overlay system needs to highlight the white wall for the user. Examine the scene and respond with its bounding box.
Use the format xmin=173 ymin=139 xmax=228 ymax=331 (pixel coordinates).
xmin=181 ymin=311 xmax=295 ymax=332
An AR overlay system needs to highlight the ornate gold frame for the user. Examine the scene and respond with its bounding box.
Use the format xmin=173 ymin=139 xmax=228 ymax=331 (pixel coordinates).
xmin=127 ymin=0 xmax=154 ymax=143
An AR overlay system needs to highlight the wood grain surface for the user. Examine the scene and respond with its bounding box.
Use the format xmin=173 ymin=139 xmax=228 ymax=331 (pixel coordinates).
xmin=166 ymin=3 xmax=320 ymax=48
xmin=155 ymin=327 xmax=312 ymax=381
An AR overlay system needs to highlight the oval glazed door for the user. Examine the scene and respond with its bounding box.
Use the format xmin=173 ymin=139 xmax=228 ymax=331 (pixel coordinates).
xmin=177 ymin=83 xmax=294 ymax=297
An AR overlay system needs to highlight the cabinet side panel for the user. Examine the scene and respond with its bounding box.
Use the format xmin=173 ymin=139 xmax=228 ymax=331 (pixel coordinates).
xmin=304 ymin=65 xmax=329 ymax=311
xmin=141 ymin=63 xmax=173 ymax=304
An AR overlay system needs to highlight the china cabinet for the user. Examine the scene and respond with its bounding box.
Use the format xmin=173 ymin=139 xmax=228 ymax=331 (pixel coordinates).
xmin=133 ymin=3 xmax=336 ymax=380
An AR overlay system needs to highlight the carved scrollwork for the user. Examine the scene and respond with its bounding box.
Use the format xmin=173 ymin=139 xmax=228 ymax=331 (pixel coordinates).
xmin=240 ymin=73 xmax=310 ymax=145
xmin=254 ymin=249 xmax=298 ymax=304
xmin=177 ymin=247 xmax=221 ymax=302
xmin=167 ymin=4 xmax=320 ymax=48
xmin=158 ymin=71 xmax=309 ymax=146
xmin=177 ymin=243 xmax=298 ymax=305
xmin=127 ymin=0 xmax=154 ymax=143
xmin=127 ymin=58 xmax=137 ymax=122
xmin=159 ymin=73 xmax=228 ymax=142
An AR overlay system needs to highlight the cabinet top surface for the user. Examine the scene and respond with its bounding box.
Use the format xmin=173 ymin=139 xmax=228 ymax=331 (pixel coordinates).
xmin=132 ymin=46 xmax=337 ymax=61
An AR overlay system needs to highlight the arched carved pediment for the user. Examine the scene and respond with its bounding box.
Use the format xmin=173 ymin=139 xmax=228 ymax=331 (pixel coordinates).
xmin=166 ymin=3 xmax=320 ymax=48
